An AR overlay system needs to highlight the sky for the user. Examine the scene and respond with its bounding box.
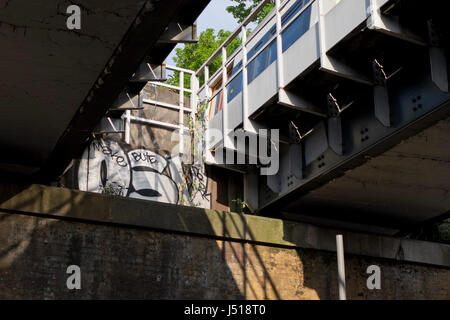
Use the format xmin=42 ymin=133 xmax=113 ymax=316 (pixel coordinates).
xmin=166 ymin=0 xmax=239 ymax=65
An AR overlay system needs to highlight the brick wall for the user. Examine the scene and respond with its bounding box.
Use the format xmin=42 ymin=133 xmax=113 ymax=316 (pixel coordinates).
xmin=0 ymin=210 xmax=448 ymax=300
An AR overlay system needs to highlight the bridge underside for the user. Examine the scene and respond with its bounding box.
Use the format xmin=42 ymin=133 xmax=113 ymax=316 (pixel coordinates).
xmin=277 ymin=113 xmax=450 ymax=234
xmin=0 ymin=0 xmax=209 ymax=181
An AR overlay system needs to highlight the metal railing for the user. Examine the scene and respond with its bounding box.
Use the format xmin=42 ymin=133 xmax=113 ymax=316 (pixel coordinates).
xmin=123 ymin=65 xmax=198 ymax=155
xmin=195 ymin=0 xmax=276 ymax=139
xmin=129 ymin=0 xmax=394 ymax=157
xmin=192 ymin=0 xmax=291 ymax=155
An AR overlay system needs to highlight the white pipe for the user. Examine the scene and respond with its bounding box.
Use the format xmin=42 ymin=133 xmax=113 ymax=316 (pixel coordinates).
xmin=148 ymin=81 xmax=192 ymax=93
xmin=124 ymin=110 xmax=131 ymax=144
xmin=143 ymin=98 xmax=192 ymax=112
xmin=222 ymin=47 xmax=231 ymax=149
xmin=128 ymin=115 xmax=187 ymax=131
xmin=336 ymin=234 xmax=347 ymax=300
xmin=166 ymin=65 xmax=195 ymax=75
xmin=190 ymin=74 xmax=198 ymax=124
xmin=241 ymin=25 xmax=250 ymax=131
xmin=275 ymin=0 xmax=285 ymax=90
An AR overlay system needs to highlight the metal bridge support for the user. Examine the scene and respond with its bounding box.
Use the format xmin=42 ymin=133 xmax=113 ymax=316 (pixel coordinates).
xmin=130 ymin=61 xmax=166 ymax=82
xmin=373 ymin=59 xmax=392 ymax=127
xmin=327 ymin=116 xmax=343 ymax=156
xmin=279 ymin=89 xmax=327 ymax=117
xmin=289 ymin=122 xmax=304 ymax=179
xmin=367 ymin=0 xmax=427 ymax=46
xmin=244 ymin=168 xmax=259 ymax=212
xmin=427 ymin=19 xmax=449 ymax=93
xmin=156 ymin=0 xmax=450 ymax=223
xmin=317 ymin=0 xmax=373 ymax=85
xmin=158 ymin=21 xmax=197 ymax=44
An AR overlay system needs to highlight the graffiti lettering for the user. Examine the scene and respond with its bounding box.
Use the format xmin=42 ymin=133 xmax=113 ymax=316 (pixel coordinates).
xmin=91 ymin=140 xmax=128 ymax=168
xmin=131 ymin=151 xmax=158 ymax=165
xmin=76 ymin=139 xmax=211 ymax=208
xmin=190 ymin=165 xmax=211 ymax=201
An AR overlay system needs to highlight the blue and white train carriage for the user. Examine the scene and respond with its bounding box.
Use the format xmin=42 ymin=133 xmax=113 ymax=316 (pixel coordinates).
xmin=196 ymin=0 xmax=392 ymax=152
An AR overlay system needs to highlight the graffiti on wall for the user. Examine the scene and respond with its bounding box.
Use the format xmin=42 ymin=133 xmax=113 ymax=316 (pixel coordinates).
xmin=76 ymin=139 xmax=210 ymax=208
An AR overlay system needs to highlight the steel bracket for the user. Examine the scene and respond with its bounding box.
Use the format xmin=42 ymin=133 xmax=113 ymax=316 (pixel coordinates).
xmin=158 ymin=21 xmax=197 ymax=44
xmin=373 ymin=59 xmax=391 ymax=127
xmin=130 ymin=62 xmax=166 ymax=82
xmin=427 ymin=20 xmax=449 ymax=92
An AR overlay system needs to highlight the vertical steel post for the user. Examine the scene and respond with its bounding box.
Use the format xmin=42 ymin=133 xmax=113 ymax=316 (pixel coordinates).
xmin=190 ymin=73 xmax=197 ymax=124
xmin=179 ymin=71 xmax=185 ymax=155
xmin=336 ymin=234 xmax=347 ymax=300
xmin=222 ymin=47 xmax=231 ymax=149
xmin=204 ymin=66 xmax=215 ymax=164
xmin=124 ymin=110 xmax=131 ymax=144
xmin=191 ymin=73 xmax=200 ymax=165
xmin=275 ymin=0 xmax=285 ymax=90
xmin=318 ymin=0 xmax=328 ymax=69
xmin=241 ymin=25 xmax=251 ymax=132
xmin=205 ymin=66 xmax=210 ymax=98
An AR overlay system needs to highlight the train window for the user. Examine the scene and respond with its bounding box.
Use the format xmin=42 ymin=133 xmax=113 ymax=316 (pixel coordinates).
xmin=216 ymin=91 xmax=223 ymax=114
xmin=209 ymin=80 xmax=223 ymax=120
xmin=209 ymin=90 xmax=223 ymax=120
xmin=227 ymin=71 xmax=243 ymax=103
xmin=268 ymin=40 xmax=277 ymax=65
xmin=248 ymin=25 xmax=275 ymax=62
xmin=231 ymin=60 xmax=243 ymax=76
xmin=269 ymin=26 xmax=276 ymax=36
xmin=249 ymin=48 xmax=269 ymax=83
xmin=247 ymin=60 xmax=254 ymax=83
xmin=254 ymin=48 xmax=268 ymax=79
xmin=282 ymin=5 xmax=312 ymax=52
xmin=212 ymin=0 xmax=312 ymax=93
xmin=248 ymin=41 xmax=262 ymax=61
xmin=208 ymin=67 xmax=233 ymax=119
xmin=282 ymin=0 xmax=309 ymax=27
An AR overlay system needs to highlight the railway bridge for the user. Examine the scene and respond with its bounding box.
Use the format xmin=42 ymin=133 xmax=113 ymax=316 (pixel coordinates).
xmin=0 ymin=0 xmax=449 ymax=300
xmin=0 ymin=0 xmax=449 ymax=234
xmin=144 ymin=0 xmax=450 ymax=234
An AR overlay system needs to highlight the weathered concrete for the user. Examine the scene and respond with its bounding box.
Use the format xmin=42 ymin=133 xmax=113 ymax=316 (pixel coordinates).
xmin=0 ymin=0 xmax=146 ymax=168
xmin=0 ymin=183 xmax=449 ymax=299
xmin=0 ymin=0 xmax=210 ymax=181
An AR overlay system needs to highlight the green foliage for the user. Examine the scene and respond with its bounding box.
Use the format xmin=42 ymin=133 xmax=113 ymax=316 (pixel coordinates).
xmin=168 ymin=2 xmax=274 ymax=209
xmin=438 ymin=219 xmax=450 ymax=243
xmin=226 ymin=0 xmax=274 ymax=24
xmin=231 ymin=198 xmax=253 ymax=214
xmin=404 ymin=218 xmax=450 ymax=244
xmin=169 ymin=29 xmax=242 ymax=88
xmin=178 ymin=101 xmax=209 ymax=207
xmin=186 ymin=100 xmax=208 ymax=160
xmin=168 ymin=1 xmax=275 ymax=87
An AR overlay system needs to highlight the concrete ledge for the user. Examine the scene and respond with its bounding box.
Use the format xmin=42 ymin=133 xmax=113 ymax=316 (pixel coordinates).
xmin=0 ymin=183 xmax=449 ymax=267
